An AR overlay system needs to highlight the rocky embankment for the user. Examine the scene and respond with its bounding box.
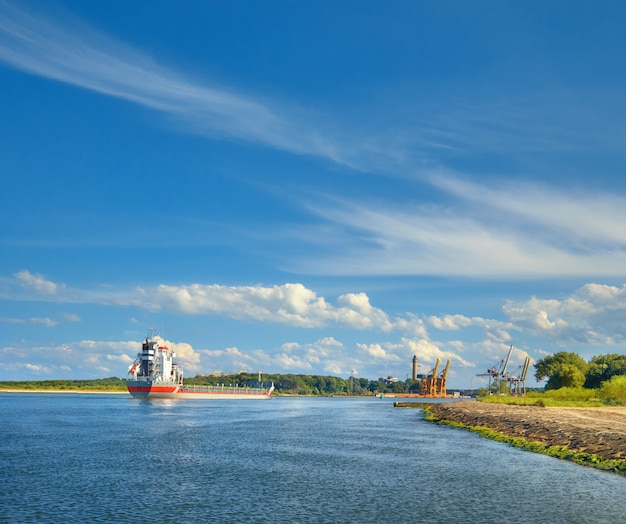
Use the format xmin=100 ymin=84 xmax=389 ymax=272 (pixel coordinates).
xmin=427 ymin=400 xmax=626 ymax=461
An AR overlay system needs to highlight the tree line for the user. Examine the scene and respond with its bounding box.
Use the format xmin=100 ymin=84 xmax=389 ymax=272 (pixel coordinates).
xmin=0 ymin=374 xmax=416 ymax=395
xmin=0 ymin=377 xmax=127 ymax=391
xmin=535 ymin=352 xmax=626 ymax=390
xmin=185 ymin=373 xmax=420 ymax=395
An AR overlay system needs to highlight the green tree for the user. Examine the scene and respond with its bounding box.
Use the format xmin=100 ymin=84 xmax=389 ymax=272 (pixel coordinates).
xmin=585 ymin=354 xmax=626 ymax=388
xmin=550 ymin=364 xmax=586 ymax=389
xmin=390 ymin=381 xmax=408 ymax=394
xmin=406 ymin=379 xmax=420 ymax=393
xmin=276 ymin=374 xmax=314 ymax=395
xmin=534 ymin=352 xmax=588 ymax=390
xmin=599 ymin=375 xmax=626 ymax=404
xmin=368 ymin=380 xmax=386 ymax=394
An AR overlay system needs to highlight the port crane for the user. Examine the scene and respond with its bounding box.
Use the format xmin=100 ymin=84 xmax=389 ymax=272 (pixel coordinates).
xmin=438 ymin=359 xmax=450 ymax=397
xmin=477 ymin=345 xmax=514 ymax=394
xmin=508 ymin=356 xmax=531 ymax=395
xmin=419 ymin=358 xmax=451 ymax=397
xmin=477 ymin=346 xmax=533 ymax=396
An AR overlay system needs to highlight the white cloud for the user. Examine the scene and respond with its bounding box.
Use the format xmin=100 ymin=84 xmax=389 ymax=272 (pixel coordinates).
xmin=391 ymin=314 xmax=428 ymax=337
xmin=0 ymin=338 xmax=202 ymax=378
xmin=164 ymin=339 xmax=197 ymax=361
xmin=274 ymin=352 xmax=313 ymax=371
xmin=357 ymin=342 xmax=403 ymax=362
xmin=37 ymin=340 xmax=127 ymax=370
xmin=0 ymin=317 xmax=26 ymax=324
xmin=143 ymin=282 xmax=392 ymax=330
xmin=273 ymin=337 xmax=345 ymax=373
xmin=6 ymin=272 xmax=397 ymax=331
xmin=503 ymin=283 xmax=626 ymax=345
xmin=30 ymin=317 xmax=57 ymax=327
xmin=1 ymin=311 xmax=86 ymax=327
xmin=428 ymin=314 xmax=475 ymax=331
xmin=336 ymin=293 xmax=393 ymax=330
xmin=322 ymin=361 xmax=346 ymax=376
xmin=392 ymin=337 xmax=474 ymax=369
xmin=24 ymin=363 xmax=50 ymax=373
xmin=15 ymin=270 xmax=64 ymax=295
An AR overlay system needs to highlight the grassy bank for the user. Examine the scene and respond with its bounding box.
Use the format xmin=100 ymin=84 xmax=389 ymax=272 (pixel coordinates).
xmin=0 ymin=378 xmax=127 ymax=392
xmin=480 ymin=378 xmax=626 ymax=407
xmin=478 ymin=395 xmax=605 ymax=407
xmin=423 ymin=403 xmax=626 ymax=477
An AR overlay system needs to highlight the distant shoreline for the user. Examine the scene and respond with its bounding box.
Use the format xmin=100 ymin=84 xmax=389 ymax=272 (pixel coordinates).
xmin=0 ymin=388 xmax=127 ymax=395
xmin=0 ymin=389 xmax=387 ymax=398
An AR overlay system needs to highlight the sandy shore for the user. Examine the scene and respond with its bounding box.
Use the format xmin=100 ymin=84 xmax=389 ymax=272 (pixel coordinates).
xmin=427 ymin=400 xmax=626 ymax=461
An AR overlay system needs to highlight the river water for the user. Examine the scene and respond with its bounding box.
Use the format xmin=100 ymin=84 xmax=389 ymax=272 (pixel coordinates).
xmin=2 ymin=394 xmax=625 ymax=523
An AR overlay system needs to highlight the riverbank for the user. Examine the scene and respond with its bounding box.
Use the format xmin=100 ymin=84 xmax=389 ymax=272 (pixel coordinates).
xmin=424 ymin=400 xmax=626 ymax=465
xmin=0 ymin=389 xmax=127 ymax=394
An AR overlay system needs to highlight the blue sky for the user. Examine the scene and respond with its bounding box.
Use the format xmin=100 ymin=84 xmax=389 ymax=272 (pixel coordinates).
xmin=2 ymin=0 xmax=626 ymax=389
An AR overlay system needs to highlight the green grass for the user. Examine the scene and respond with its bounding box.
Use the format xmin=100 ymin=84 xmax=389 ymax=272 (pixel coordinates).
xmin=0 ymin=378 xmax=127 ymax=392
xmin=479 ymin=380 xmax=626 ymax=407
xmin=478 ymin=396 xmax=605 ymax=407
xmin=478 ymin=386 xmax=607 ymax=407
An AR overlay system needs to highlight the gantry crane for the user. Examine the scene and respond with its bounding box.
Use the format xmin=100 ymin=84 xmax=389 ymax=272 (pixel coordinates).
xmin=419 ymin=358 xmax=451 ymax=397
xmin=509 ymin=356 xmax=531 ymax=396
xmin=438 ymin=359 xmax=450 ymax=397
xmin=477 ymin=345 xmax=514 ymax=394
xmin=423 ymin=358 xmax=441 ymax=396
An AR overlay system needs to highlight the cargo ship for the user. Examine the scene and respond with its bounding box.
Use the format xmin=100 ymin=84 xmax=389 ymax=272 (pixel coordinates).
xmin=126 ymin=335 xmax=274 ymax=399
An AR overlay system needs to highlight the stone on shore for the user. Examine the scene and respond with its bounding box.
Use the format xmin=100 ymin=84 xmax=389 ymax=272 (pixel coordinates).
xmin=427 ymin=400 xmax=626 ymax=461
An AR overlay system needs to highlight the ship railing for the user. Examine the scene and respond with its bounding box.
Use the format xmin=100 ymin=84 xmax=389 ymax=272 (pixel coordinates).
xmin=181 ymin=384 xmax=268 ymax=395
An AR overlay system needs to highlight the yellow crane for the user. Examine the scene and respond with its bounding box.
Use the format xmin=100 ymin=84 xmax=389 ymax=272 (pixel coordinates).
xmin=439 ymin=359 xmax=451 ymax=397
xmin=419 ymin=358 xmax=451 ymax=397
xmin=429 ymin=358 xmax=441 ymax=396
